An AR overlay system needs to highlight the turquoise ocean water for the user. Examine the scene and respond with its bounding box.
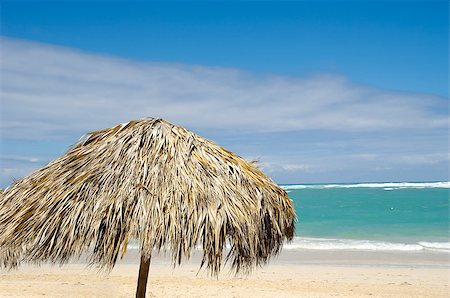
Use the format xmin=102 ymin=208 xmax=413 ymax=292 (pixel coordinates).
xmin=282 ymin=182 xmax=449 ymax=252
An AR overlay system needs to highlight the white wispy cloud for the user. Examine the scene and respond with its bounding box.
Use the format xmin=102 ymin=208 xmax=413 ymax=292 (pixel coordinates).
xmin=1 ymin=155 xmax=43 ymax=163
xmin=398 ymin=153 xmax=450 ymax=166
xmin=0 ymin=37 xmax=448 ymax=185
xmin=257 ymin=161 xmax=313 ymax=173
xmin=1 ymin=37 xmax=447 ymax=140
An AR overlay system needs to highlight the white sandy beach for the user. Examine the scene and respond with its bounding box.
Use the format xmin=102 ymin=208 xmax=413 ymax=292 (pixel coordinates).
xmin=1 ymin=249 xmax=448 ymax=297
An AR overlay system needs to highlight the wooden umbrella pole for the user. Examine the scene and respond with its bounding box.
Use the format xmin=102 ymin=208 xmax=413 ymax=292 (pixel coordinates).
xmin=136 ymin=255 xmax=151 ymax=298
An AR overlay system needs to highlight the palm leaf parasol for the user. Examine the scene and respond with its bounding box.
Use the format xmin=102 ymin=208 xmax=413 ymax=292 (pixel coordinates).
xmin=0 ymin=118 xmax=295 ymax=297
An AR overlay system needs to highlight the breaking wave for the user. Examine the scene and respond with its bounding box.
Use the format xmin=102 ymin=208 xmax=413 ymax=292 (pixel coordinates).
xmin=283 ymin=237 xmax=450 ymax=252
xmin=282 ymin=182 xmax=450 ymax=190
xmin=127 ymin=238 xmax=450 ymax=253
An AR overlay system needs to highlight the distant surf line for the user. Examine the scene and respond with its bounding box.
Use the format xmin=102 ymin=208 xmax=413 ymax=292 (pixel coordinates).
xmin=281 ymin=181 xmax=450 ymax=190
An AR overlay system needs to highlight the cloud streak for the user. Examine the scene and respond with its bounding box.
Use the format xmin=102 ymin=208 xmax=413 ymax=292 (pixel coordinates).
xmin=1 ymin=37 xmax=447 ymax=140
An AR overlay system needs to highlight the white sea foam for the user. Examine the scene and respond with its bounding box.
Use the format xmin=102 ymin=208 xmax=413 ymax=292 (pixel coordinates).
xmin=284 ymin=237 xmax=421 ymax=251
xmin=417 ymin=241 xmax=450 ymax=251
xmin=282 ymin=181 xmax=450 ymax=190
xmin=127 ymin=238 xmax=450 ymax=253
xmin=282 ymin=237 xmax=450 ymax=252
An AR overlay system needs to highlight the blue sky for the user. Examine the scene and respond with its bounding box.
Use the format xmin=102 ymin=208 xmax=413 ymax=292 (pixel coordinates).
xmin=0 ymin=1 xmax=448 ymax=186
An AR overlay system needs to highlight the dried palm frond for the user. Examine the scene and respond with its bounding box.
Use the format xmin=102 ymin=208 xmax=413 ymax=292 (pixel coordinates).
xmin=0 ymin=118 xmax=295 ymax=275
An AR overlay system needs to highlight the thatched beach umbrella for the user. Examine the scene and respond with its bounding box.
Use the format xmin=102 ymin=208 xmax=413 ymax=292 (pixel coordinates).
xmin=0 ymin=118 xmax=295 ymax=297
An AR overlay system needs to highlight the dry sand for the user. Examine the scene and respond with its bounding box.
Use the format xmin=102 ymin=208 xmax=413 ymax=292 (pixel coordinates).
xmin=0 ymin=249 xmax=448 ymax=297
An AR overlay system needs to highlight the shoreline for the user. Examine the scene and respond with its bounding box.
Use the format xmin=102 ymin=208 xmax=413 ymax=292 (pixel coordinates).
xmin=116 ymin=248 xmax=450 ymax=268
